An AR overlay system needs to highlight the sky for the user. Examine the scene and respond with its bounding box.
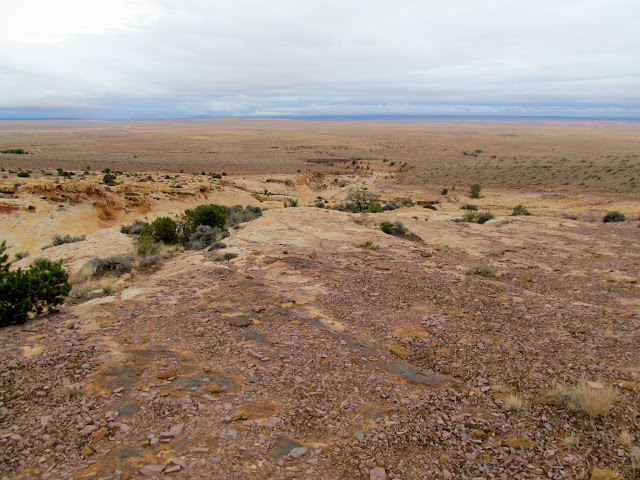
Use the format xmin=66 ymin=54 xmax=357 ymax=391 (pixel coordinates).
xmin=0 ymin=0 xmax=639 ymax=120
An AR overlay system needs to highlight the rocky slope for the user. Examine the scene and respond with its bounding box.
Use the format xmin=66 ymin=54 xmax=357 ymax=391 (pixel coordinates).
xmin=1 ymin=198 xmax=639 ymax=479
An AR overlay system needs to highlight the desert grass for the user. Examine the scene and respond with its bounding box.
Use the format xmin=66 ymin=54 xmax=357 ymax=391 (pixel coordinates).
xmin=552 ymin=379 xmax=620 ymax=418
xmin=502 ymin=393 xmax=529 ymax=412
xmin=359 ymin=240 xmax=380 ymax=250
xmin=466 ymin=263 xmax=497 ymax=277
xmin=617 ymin=430 xmax=634 ymax=448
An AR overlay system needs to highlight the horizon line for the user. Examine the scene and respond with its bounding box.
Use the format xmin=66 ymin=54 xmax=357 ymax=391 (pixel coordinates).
xmin=1 ymin=113 xmax=640 ymax=122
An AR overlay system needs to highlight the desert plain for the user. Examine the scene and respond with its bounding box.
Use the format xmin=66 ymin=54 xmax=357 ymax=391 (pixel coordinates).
xmin=0 ymin=118 xmax=639 ymax=480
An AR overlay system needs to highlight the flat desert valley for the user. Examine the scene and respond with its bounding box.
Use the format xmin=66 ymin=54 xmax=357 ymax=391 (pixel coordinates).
xmin=0 ymin=119 xmax=639 ymax=480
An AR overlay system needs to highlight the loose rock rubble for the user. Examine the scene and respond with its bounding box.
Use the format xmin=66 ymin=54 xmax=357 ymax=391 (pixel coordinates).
xmin=1 ymin=207 xmax=638 ymax=479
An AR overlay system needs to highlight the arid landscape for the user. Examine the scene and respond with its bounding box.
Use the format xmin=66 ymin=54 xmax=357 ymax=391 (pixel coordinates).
xmin=1 ymin=119 xmax=639 ymax=480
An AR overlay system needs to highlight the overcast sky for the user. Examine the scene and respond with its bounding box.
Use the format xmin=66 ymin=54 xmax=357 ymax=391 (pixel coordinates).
xmin=1 ymin=0 xmax=639 ymax=119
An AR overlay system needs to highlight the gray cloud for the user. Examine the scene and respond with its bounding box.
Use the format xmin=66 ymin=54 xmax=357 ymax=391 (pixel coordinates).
xmin=1 ymin=0 xmax=639 ymax=119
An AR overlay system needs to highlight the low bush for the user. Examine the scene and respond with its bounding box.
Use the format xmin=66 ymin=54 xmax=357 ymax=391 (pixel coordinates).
xmin=43 ymin=234 xmax=86 ymax=249
xmin=88 ymin=255 xmax=135 ymax=276
xmin=14 ymin=251 xmax=29 ymax=260
xmin=456 ymin=211 xmax=493 ymax=224
xmin=187 ymin=225 xmax=229 ymax=250
xmin=0 ymin=148 xmax=27 ymax=154
xmin=477 ymin=211 xmax=494 ymax=224
xmin=225 ymin=205 xmax=263 ymax=228
xmin=284 ymin=199 xmax=299 ymax=208
xmin=368 ymin=202 xmax=382 ymax=213
xmin=137 ymin=236 xmax=158 ymax=256
xmin=563 ymin=213 xmax=578 ymax=220
xmin=466 ymin=263 xmax=497 ymax=277
xmin=1 ymin=242 xmax=71 ymax=326
xmin=136 ymin=254 xmax=161 ymax=270
xmin=380 ymin=221 xmax=393 ymax=234
xmin=141 ymin=217 xmax=179 ymax=244
xmin=461 ymin=211 xmax=478 ymax=223
xmin=423 ymin=204 xmax=437 ymax=210
xmin=392 ymin=221 xmax=408 ymax=235
xmin=470 ymin=183 xmax=482 ymax=198
xmin=120 ymin=220 xmax=148 ymax=235
xmin=512 ymin=204 xmax=530 ymax=216
xmin=16 ymin=171 xmax=30 ymax=178
xmin=184 ymin=204 xmax=227 ymax=232
xmin=359 ymin=240 xmax=380 ymax=250
xmin=603 ymin=211 xmax=625 ymax=223
xmin=461 ymin=204 xmax=478 ymax=211
xmin=215 ymin=252 xmax=238 ymax=261
xmin=103 ymin=173 xmax=117 ymax=185
xmin=440 ymin=188 xmax=448 ymax=195
xmin=379 ymin=220 xmax=423 ymax=242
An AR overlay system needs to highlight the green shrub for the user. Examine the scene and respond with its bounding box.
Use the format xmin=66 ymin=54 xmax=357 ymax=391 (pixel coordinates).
xmin=399 ymin=198 xmax=414 ymax=206
xmin=16 ymin=171 xmax=30 ymax=178
xmin=368 ymin=202 xmax=382 ymax=213
xmin=284 ymin=198 xmax=299 ymax=208
xmin=603 ymin=211 xmax=625 ymax=223
xmin=461 ymin=204 xmax=478 ymax=211
xmin=103 ymin=173 xmax=117 ymax=185
xmin=141 ymin=217 xmax=179 ymax=244
xmin=563 ymin=213 xmax=578 ymax=220
xmin=121 ymin=220 xmax=148 ymax=235
xmin=184 ymin=204 xmax=227 ymax=232
xmin=440 ymin=188 xmax=448 ymax=195
xmin=215 ymin=252 xmax=237 ymax=261
xmin=512 ymin=205 xmax=530 ymax=216
xmin=470 ymin=183 xmax=482 ymax=198
xmin=0 ymin=149 xmax=27 ymax=154
xmin=466 ymin=263 xmax=497 ymax=277
xmin=0 ymin=242 xmax=71 ymax=326
xmin=462 ymin=211 xmax=479 ymax=223
xmin=423 ymin=204 xmax=437 ymax=210
xmin=477 ymin=211 xmax=494 ymax=224
xmin=380 ymin=221 xmax=393 ymax=234
xmin=137 ymin=236 xmax=158 ymax=256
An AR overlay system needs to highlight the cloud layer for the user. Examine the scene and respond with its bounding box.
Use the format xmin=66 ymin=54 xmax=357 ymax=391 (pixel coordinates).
xmin=1 ymin=0 xmax=639 ymax=119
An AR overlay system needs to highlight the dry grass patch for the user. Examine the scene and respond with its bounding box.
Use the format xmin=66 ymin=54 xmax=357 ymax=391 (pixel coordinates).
xmin=359 ymin=240 xmax=380 ymax=250
xmin=617 ymin=430 xmax=634 ymax=448
xmin=466 ymin=263 xmax=497 ymax=277
xmin=502 ymin=393 xmax=529 ymax=412
xmin=552 ymin=379 xmax=620 ymax=418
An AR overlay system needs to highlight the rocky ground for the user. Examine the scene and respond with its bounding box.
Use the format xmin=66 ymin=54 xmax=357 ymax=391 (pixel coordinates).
xmin=1 ymin=175 xmax=640 ymax=480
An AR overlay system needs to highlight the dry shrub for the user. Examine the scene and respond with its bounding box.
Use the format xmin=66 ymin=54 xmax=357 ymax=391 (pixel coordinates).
xmin=617 ymin=430 xmax=634 ymax=447
xmin=502 ymin=393 xmax=528 ymax=412
xmin=359 ymin=240 xmax=380 ymax=250
xmin=552 ymin=379 xmax=620 ymax=418
xmin=353 ymin=214 xmax=376 ymax=228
